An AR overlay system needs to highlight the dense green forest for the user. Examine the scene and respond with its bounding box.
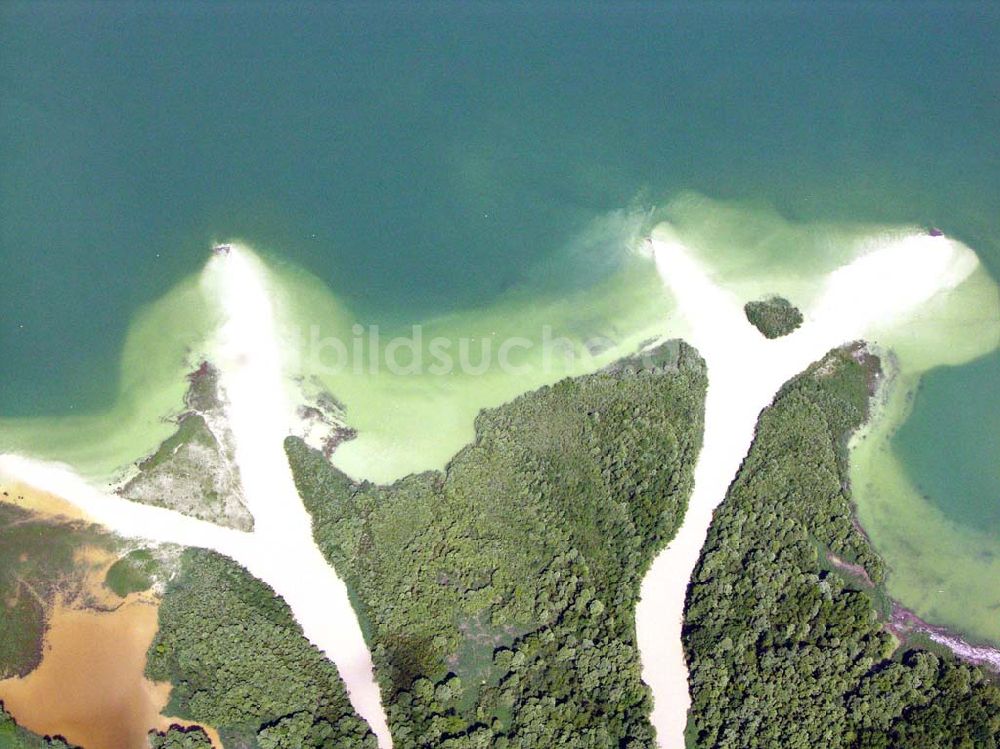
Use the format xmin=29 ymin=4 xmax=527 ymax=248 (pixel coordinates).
xmin=287 ymin=341 xmax=708 ymax=748
xmin=743 ymin=296 xmax=803 ymax=338
xmin=145 ymin=549 xmax=376 ymax=748
xmin=8 ymin=337 xmax=996 ymax=749
xmin=683 ymin=345 xmax=1000 ymax=748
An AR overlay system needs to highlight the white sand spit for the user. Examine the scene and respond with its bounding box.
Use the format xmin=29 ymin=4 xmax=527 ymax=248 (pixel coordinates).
xmin=636 ymin=226 xmax=978 ymax=748
xmin=202 ymin=247 xmax=390 ymax=746
xmin=1 ymin=245 xmax=392 ymax=748
xmin=0 ymin=453 xmax=248 ymax=553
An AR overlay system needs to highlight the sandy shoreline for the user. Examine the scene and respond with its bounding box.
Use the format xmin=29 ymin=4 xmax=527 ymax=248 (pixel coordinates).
xmin=888 ymin=603 xmax=1000 ymax=672
xmin=636 ymin=225 xmax=981 ymax=748
xmin=0 ymin=231 xmax=989 ymax=749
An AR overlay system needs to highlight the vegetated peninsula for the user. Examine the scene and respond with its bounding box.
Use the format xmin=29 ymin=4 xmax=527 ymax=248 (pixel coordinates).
xmin=116 ymin=362 xmax=253 ymax=532
xmin=743 ymin=296 xmax=804 ymax=339
xmin=145 ymin=549 xmax=376 ymax=749
xmin=683 ymin=345 xmax=1000 ymax=748
xmin=286 ymin=341 xmax=708 ymax=748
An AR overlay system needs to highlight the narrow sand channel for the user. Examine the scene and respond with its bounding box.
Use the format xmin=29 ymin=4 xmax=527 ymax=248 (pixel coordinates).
xmin=636 ymin=224 xmax=980 ymax=748
xmin=0 ymin=246 xmax=391 ymax=748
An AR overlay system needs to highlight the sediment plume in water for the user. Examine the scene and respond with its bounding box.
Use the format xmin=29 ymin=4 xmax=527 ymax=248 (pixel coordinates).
xmin=0 ymin=274 xmax=221 ymax=484
xmin=1 ymin=198 xmax=998 ymax=749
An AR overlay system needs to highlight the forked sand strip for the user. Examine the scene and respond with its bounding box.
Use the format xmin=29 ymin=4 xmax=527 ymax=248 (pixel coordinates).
xmin=636 ymin=225 xmax=978 ymax=748
xmin=0 ymin=245 xmax=392 ymax=747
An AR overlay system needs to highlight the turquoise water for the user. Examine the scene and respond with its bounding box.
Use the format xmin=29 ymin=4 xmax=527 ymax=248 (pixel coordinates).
xmin=2 ymin=4 xmax=999 ymax=637
xmin=896 ymin=350 xmax=1000 ymax=533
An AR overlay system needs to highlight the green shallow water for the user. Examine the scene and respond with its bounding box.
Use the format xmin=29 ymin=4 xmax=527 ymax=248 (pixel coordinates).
xmin=263 ymin=239 xmax=675 ymax=483
xmin=2 ymin=3 xmax=999 ymax=643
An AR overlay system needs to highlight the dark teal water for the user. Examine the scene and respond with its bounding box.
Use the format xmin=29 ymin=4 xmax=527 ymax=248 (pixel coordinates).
xmin=895 ymin=350 xmax=1000 ymax=532
xmin=2 ymin=2 xmax=999 ymax=529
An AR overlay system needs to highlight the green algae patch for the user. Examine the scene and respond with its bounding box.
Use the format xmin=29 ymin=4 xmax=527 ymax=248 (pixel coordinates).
xmin=744 ymin=296 xmax=803 ymax=338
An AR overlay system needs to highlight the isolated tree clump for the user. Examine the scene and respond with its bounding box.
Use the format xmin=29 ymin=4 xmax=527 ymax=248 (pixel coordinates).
xmin=744 ymin=295 xmax=803 ymax=338
xmin=147 ymin=726 xmax=215 ymax=749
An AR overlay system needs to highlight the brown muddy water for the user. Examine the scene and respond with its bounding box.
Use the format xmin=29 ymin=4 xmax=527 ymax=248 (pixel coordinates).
xmin=0 ymin=494 xmax=221 ymax=748
xmin=0 ymin=598 xmax=222 ymax=748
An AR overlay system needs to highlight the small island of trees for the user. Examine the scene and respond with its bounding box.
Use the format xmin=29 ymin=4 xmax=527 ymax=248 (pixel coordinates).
xmin=744 ymin=296 xmax=804 ymax=338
